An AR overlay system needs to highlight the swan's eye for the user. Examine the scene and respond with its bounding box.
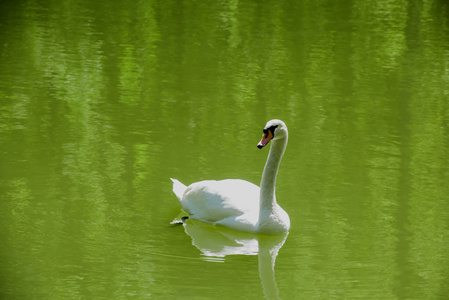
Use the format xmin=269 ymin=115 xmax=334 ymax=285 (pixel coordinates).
xmin=263 ymin=125 xmax=278 ymax=138
xmin=264 ymin=125 xmax=278 ymax=137
xmin=258 ymin=124 xmax=281 ymax=149
xmin=263 ymin=128 xmax=269 ymax=138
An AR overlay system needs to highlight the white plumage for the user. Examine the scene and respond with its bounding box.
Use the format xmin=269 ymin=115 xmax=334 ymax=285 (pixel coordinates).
xmin=171 ymin=119 xmax=290 ymax=235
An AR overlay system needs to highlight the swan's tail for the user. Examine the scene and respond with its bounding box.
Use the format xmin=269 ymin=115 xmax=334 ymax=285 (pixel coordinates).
xmin=170 ymin=178 xmax=187 ymax=203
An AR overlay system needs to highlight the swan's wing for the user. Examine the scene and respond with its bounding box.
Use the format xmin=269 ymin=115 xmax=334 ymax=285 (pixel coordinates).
xmin=181 ymin=179 xmax=260 ymax=224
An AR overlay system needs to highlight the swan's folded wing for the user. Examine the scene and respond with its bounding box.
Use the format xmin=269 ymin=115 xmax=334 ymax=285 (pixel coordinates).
xmin=181 ymin=179 xmax=260 ymax=225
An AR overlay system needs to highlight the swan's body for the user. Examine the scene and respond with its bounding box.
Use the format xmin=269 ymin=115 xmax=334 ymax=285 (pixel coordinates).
xmin=171 ymin=119 xmax=290 ymax=235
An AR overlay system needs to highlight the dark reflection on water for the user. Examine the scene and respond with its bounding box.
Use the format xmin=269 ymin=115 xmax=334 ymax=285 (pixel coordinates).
xmin=1 ymin=0 xmax=449 ymax=299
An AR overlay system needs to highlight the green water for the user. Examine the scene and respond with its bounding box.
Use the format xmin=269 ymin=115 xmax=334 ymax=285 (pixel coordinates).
xmin=1 ymin=0 xmax=449 ymax=299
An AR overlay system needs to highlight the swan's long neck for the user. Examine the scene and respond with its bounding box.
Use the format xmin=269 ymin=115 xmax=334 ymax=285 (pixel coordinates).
xmin=259 ymin=135 xmax=287 ymax=215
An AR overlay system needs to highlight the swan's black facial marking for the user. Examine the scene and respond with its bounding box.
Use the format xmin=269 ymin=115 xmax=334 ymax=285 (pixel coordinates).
xmin=263 ymin=125 xmax=278 ymax=138
xmin=258 ymin=124 xmax=279 ymax=149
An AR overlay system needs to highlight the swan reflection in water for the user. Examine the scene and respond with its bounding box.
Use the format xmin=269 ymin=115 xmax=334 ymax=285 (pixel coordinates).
xmin=177 ymin=218 xmax=288 ymax=300
xmin=170 ymin=120 xmax=291 ymax=299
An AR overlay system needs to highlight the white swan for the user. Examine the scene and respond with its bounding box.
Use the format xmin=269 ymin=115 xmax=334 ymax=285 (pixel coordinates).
xmin=171 ymin=119 xmax=290 ymax=235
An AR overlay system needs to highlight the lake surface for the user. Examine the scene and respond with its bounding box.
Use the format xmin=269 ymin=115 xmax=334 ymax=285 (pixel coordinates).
xmin=1 ymin=0 xmax=449 ymax=299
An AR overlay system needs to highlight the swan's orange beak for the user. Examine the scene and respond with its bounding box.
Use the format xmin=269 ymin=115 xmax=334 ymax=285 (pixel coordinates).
xmin=257 ymin=130 xmax=273 ymax=149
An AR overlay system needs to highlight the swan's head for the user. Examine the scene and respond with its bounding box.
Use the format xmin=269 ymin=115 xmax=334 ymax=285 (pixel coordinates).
xmin=257 ymin=119 xmax=288 ymax=149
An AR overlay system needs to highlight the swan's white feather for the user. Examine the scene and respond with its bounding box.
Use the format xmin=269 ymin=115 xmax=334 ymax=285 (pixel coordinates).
xmin=171 ymin=178 xmax=187 ymax=202
xmin=179 ymin=179 xmax=260 ymax=227
xmin=171 ymin=119 xmax=290 ymax=234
